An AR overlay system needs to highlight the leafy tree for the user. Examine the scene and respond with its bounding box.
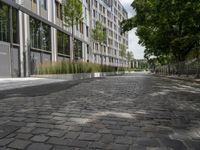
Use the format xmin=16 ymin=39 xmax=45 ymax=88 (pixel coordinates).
xmin=62 ymin=0 xmax=83 ymax=61
xmin=121 ymin=0 xmax=200 ymax=63
xmin=119 ymin=44 xmax=127 ymax=67
xmin=91 ymin=21 xmax=107 ymax=65
xmin=127 ymin=51 xmax=134 ymax=67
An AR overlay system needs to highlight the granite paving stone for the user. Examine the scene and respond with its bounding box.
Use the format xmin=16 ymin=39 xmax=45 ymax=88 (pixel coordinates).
xmin=0 ymin=138 xmax=14 ymax=146
xmin=31 ymin=135 xmax=49 ymax=142
xmin=8 ymin=139 xmax=31 ymax=149
xmin=78 ymin=133 xmax=101 ymax=141
xmin=27 ymin=143 xmax=52 ymax=150
xmin=0 ymin=73 xmax=199 ymax=149
xmin=15 ymin=134 xmax=33 ymax=140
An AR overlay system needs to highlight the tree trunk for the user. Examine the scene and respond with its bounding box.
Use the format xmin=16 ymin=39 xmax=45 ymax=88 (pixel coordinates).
xmin=122 ymin=57 xmax=123 ymax=68
xmin=70 ymin=24 xmax=74 ymax=62
xmin=196 ymin=48 xmax=200 ymax=78
xmin=100 ymin=43 xmax=104 ymax=66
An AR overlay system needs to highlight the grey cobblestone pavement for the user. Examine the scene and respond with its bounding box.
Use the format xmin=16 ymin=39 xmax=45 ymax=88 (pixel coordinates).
xmin=0 ymin=73 xmax=200 ymax=150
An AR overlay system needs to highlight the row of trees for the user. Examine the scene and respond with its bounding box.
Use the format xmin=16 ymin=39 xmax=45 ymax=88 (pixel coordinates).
xmin=62 ymin=0 xmax=134 ymax=66
xmin=91 ymin=21 xmax=134 ymax=67
xmin=121 ymin=0 xmax=200 ymax=66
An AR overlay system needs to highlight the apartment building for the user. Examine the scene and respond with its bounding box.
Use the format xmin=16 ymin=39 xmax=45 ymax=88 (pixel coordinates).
xmin=0 ymin=0 xmax=128 ymax=77
xmin=91 ymin=0 xmax=129 ymax=66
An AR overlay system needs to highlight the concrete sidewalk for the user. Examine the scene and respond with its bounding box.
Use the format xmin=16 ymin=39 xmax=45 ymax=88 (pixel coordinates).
xmin=0 ymin=78 xmax=66 ymax=91
xmin=154 ymin=74 xmax=200 ymax=84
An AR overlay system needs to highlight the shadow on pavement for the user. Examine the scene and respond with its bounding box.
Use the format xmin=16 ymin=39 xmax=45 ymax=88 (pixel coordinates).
xmin=0 ymin=78 xmax=102 ymax=100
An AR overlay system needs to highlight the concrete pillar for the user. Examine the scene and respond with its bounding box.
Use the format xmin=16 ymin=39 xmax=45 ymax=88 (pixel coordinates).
xmin=36 ymin=0 xmax=40 ymax=15
xmin=50 ymin=0 xmax=57 ymax=62
xmin=47 ymin=0 xmax=53 ymax=22
xmin=83 ymin=43 xmax=87 ymax=62
xmin=51 ymin=28 xmax=57 ymax=62
xmin=24 ymin=14 xmax=30 ymax=77
xmin=19 ymin=11 xmax=24 ymax=77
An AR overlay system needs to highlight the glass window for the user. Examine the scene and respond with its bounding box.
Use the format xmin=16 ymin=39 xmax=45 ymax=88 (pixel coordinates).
xmin=63 ymin=34 xmax=70 ymax=55
xmin=12 ymin=8 xmax=19 ymax=44
xmin=30 ymin=17 xmax=40 ymax=49
xmin=0 ymin=2 xmax=9 ymax=42
xmin=40 ymin=22 xmax=51 ymax=50
xmin=56 ymin=1 xmax=62 ymax=20
xmin=32 ymin=0 xmax=37 ymax=4
xmin=74 ymin=39 xmax=82 ymax=59
xmin=57 ymin=30 xmax=70 ymax=56
xmin=86 ymin=26 xmax=89 ymax=37
xmin=40 ymin=0 xmax=47 ymax=10
xmin=87 ymin=45 xmax=89 ymax=54
xmin=57 ymin=30 xmax=63 ymax=54
xmin=80 ymin=21 xmax=83 ymax=34
xmin=30 ymin=17 xmax=51 ymax=51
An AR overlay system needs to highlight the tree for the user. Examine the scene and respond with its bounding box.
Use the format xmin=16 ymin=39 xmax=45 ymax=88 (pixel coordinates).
xmin=127 ymin=51 xmax=134 ymax=67
xmin=62 ymin=0 xmax=83 ymax=61
xmin=121 ymin=0 xmax=200 ymax=64
xmin=119 ymin=44 xmax=127 ymax=67
xmin=91 ymin=21 xmax=107 ymax=65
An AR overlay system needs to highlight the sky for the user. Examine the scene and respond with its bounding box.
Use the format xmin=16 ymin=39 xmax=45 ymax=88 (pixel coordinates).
xmin=119 ymin=0 xmax=145 ymax=59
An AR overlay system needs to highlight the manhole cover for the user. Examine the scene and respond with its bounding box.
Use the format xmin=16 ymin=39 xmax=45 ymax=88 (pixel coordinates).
xmin=0 ymin=125 xmax=19 ymax=138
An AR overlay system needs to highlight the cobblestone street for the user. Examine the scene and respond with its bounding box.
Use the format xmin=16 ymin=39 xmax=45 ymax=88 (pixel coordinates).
xmin=0 ymin=73 xmax=200 ymax=150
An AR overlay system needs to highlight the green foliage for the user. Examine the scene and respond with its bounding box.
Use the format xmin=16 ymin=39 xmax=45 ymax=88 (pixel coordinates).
xmin=91 ymin=21 xmax=107 ymax=44
xmin=62 ymin=0 xmax=83 ymax=60
xmin=119 ymin=44 xmax=127 ymax=59
xmin=62 ymin=0 xmax=83 ymax=27
xmin=36 ymin=61 xmax=127 ymax=75
xmin=127 ymin=51 xmax=134 ymax=63
xmin=91 ymin=21 xmax=107 ymax=65
xmin=121 ymin=0 xmax=200 ymax=64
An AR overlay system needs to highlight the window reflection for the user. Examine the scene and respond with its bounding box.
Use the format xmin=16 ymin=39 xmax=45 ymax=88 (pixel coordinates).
xmin=57 ymin=30 xmax=70 ymax=56
xmin=0 ymin=2 xmax=9 ymax=42
xmin=30 ymin=17 xmax=51 ymax=51
xmin=12 ymin=8 xmax=19 ymax=44
xmin=74 ymin=39 xmax=82 ymax=59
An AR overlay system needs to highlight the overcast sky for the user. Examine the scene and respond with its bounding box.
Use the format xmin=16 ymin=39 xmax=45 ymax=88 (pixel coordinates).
xmin=119 ymin=0 xmax=145 ymax=59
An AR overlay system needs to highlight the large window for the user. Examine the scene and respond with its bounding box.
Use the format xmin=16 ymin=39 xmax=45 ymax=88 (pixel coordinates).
xmin=30 ymin=17 xmax=51 ymax=51
xmin=0 ymin=2 xmax=19 ymax=44
xmin=57 ymin=30 xmax=70 ymax=56
xmin=0 ymin=2 xmax=9 ymax=42
xmin=74 ymin=39 xmax=82 ymax=59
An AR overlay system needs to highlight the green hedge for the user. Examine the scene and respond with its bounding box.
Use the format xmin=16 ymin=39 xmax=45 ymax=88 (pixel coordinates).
xmin=36 ymin=61 xmax=127 ymax=75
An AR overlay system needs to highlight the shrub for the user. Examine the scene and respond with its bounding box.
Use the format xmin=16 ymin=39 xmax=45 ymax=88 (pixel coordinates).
xmin=36 ymin=61 xmax=128 ymax=75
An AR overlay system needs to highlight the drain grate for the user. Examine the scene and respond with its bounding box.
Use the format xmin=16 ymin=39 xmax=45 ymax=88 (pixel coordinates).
xmin=0 ymin=125 xmax=19 ymax=138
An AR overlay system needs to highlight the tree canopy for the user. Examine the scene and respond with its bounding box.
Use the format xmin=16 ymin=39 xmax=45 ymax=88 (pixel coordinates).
xmin=127 ymin=51 xmax=134 ymax=63
xmin=91 ymin=21 xmax=107 ymax=44
xmin=91 ymin=21 xmax=107 ymax=65
xmin=121 ymin=0 xmax=200 ymax=64
xmin=62 ymin=0 xmax=83 ymax=60
xmin=62 ymin=0 xmax=83 ymax=27
xmin=119 ymin=44 xmax=127 ymax=59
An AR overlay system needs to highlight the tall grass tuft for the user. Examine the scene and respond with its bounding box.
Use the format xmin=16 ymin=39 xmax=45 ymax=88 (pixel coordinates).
xmin=36 ymin=61 xmax=127 ymax=75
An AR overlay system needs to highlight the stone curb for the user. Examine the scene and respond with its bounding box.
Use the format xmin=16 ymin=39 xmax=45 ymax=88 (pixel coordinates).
xmin=31 ymin=72 xmax=125 ymax=81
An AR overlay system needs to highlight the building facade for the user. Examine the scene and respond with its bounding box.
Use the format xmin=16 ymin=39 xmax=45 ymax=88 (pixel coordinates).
xmin=0 ymin=0 xmax=128 ymax=77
